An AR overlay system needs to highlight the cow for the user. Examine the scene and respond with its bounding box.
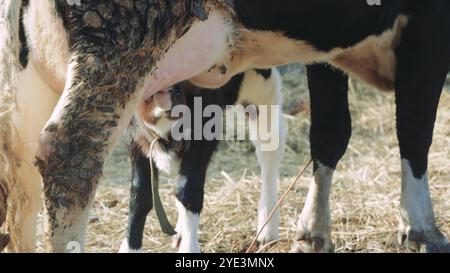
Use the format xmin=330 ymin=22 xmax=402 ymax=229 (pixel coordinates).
xmin=0 ymin=0 xmax=449 ymax=252
xmin=119 ymin=68 xmax=285 ymax=253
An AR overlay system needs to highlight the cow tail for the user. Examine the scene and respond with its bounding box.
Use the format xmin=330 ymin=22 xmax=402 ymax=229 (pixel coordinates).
xmin=0 ymin=0 xmax=23 ymax=251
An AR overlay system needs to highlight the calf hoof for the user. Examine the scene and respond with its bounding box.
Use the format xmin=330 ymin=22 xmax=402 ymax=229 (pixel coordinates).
xmin=398 ymin=227 xmax=450 ymax=253
xmin=290 ymin=232 xmax=334 ymax=253
xmin=172 ymin=233 xmax=200 ymax=253
xmin=172 ymin=233 xmax=181 ymax=249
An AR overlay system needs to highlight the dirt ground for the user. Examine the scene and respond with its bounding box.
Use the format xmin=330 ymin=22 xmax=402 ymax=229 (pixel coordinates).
xmin=36 ymin=68 xmax=450 ymax=253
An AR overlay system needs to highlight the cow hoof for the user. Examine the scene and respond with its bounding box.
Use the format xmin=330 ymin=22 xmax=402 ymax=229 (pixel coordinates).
xmin=398 ymin=227 xmax=450 ymax=253
xmin=290 ymin=232 xmax=334 ymax=253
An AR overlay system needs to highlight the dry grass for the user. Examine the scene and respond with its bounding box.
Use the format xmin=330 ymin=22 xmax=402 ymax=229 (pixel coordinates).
xmin=37 ymin=70 xmax=450 ymax=253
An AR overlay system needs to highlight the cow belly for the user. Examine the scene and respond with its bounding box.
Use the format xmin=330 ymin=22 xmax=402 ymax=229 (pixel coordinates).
xmin=191 ymin=15 xmax=409 ymax=92
xmin=190 ymin=31 xmax=344 ymax=89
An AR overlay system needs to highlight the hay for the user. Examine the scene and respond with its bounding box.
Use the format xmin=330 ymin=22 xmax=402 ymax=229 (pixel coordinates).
xmin=37 ymin=71 xmax=450 ymax=253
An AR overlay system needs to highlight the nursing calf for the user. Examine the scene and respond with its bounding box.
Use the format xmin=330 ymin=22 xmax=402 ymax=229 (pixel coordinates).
xmin=120 ymin=68 xmax=285 ymax=253
xmin=1 ymin=0 xmax=449 ymax=252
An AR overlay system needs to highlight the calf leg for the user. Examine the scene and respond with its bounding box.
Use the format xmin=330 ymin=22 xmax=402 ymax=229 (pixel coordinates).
xmin=292 ymin=64 xmax=350 ymax=253
xmin=174 ymin=140 xmax=217 ymax=253
xmin=119 ymin=141 xmax=154 ymax=253
xmin=395 ymin=16 xmax=450 ymax=253
xmin=175 ymin=193 xmax=201 ymax=253
xmin=245 ymin=69 xmax=286 ymax=244
xmin=251 ymin=119 xmax=286 ymax=244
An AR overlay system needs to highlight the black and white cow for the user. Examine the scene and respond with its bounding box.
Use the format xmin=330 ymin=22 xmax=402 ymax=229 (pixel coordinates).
xmin=119 ymin=68 xmax=285 ymax=253
xmin=1 ymin=0 xmax=449 ymax=252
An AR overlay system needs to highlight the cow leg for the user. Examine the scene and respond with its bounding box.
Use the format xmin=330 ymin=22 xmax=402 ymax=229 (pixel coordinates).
xmin=6 ymin=61 xmax=60 ymax=252
xmin=395 ymin=17 xmax=450 ymax=253
xmin=35 ymin=56 xmax=147 ymax=252
xmin=119 ymin=141 xmax=154 ymax=253
xmin=292 ymin=64 xmax=350 ymax=253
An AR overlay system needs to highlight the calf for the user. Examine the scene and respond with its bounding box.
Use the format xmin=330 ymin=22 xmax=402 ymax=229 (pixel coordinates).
xmin=1 ymin=0 xmax=449 ymax=252
xmin=120 ymin=68 xmax=286 ymax=253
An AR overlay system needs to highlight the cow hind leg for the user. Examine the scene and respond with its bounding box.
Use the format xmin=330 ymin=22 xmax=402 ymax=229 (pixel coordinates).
xmin=395 ymin=14 xmax=450 ymax=253
xmin=291 ymin=64 xmax=351 ymax=253
xmin=36 ymin=56 xmax=147 ymax=252
xmin=119 ymin=141 xmax=154 ymax=253
xmin=6 ymin=61 xmax=60 ymax=252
